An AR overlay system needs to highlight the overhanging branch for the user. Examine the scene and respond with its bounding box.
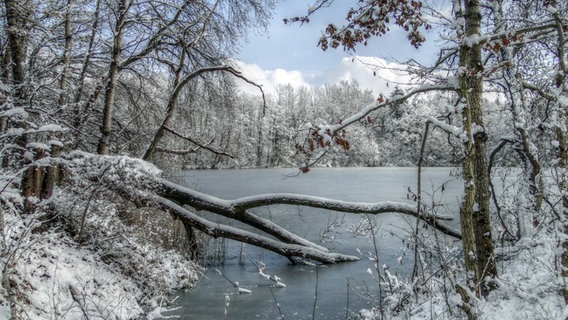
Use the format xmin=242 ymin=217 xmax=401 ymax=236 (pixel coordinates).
xmin=152 ymin=195 xmax=358 ymax=263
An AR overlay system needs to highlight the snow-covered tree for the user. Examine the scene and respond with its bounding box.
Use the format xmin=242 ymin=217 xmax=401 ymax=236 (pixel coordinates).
xmin=287 ymin=0 xmax=568 ymax=308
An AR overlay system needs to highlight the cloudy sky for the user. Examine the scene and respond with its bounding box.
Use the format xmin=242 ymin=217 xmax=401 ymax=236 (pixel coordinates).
xmin=235 ymin=1 xmax=444 ymax=96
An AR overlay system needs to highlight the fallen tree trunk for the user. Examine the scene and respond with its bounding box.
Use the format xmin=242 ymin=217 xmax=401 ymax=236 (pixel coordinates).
xmin=152 ymin=195 xmax=359 ymax=263
xmin=159 ymin=180 xmax=462 ymax=239
xmin=65 ymin=153 xmax=461 ymax=264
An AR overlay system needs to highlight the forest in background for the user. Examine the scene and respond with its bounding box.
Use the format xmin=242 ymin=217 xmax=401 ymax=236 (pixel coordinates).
xmin=0 ymin=0 xmax=567 ymax=319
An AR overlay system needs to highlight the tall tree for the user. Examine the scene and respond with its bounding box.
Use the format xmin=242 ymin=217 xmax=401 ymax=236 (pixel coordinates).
xmin=290 ymin=0 xmax=497 ymax=299
xmin=455 ymin=0 xmax=497 ymax=297
xmin=3 ymin=0 xmax=29 ymax=101
xmin=288 ymin=0 xmax=567 ymax=303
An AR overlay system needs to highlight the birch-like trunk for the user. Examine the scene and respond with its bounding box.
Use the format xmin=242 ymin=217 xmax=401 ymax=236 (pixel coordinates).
xmin=58 ymin=0 xmax=74 ymax=108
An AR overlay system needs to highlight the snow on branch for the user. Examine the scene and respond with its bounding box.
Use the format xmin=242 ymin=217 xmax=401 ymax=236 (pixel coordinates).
xmin=66 ymin=152 xmax=330 ymax=254
xmin=426 ymin=116 xmax=465 ymax=140
xmin=228 ymin=193 xmax=460 ymax=238
xmin=157 ymin=179 xmax=460 ymax=239
xmin=231 ymin=193 xmax=437 ymax=218
xmin=324 ymin=83 xmax=456 ymax=137
xmin=464 ymin=22 xmax=558 ymax=48
xmin=175 ymin=64 xmax=267 ymax=111
xmin=151 ymin=194 xmax=360 ymax=264
xmin=295 ymin=83 xmax=459 ymax=167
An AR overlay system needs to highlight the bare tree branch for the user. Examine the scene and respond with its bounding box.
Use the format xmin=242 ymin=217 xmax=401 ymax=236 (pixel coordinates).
xmin=320 ymin=83 xmax=457 ymax=139
xmin=162 ymin=126 xmax=234 ymax=158
xmin=142 ymin=65 xmax=265 ymax=160
xmin=158 ymin=180 xmax=462 ymax=239
xmin=151 ymin=195 xmax=357 ymax=263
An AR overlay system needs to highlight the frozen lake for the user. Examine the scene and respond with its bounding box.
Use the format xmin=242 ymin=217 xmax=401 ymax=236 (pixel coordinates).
xmin=167 ymin=167 xmax=464 ymax=319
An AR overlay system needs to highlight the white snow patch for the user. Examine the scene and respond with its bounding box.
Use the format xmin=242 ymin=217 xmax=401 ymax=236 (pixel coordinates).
xmin=26 ymin=142 xmax=50 ymax=151
xmin=1 ymin=107 xmax=28 ymax=118
xmin=36 ymin=124 xmax=65 ymax=133
xmin=1 ymin=161 xmax=198 ymax=319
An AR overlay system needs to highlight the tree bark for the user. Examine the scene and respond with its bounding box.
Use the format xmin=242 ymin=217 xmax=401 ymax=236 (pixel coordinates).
xmin=457 ymin=0 xmax=497 ymax=298
xmin=154 ymin=196 xmax=359 ymax=264
xmin=73 ymin=0 xmax=102 ymax=145
xmin=3 ymin=0 xmax=28 ymax=100
xmin=4 ymin=0 xmax=43 ymax=211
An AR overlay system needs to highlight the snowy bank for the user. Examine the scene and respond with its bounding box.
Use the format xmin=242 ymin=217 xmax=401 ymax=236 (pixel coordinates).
xmin=1 ymin=166 xmax=199 ymax=319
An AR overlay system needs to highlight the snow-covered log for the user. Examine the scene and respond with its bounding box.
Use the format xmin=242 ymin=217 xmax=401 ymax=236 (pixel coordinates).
xmin=64 ymin=152 xmax=461 ymax=264
xmin=152 ymin=196 xmax=359 ymax=263
xmin=159 ymin=181 xmax=462 ymax=239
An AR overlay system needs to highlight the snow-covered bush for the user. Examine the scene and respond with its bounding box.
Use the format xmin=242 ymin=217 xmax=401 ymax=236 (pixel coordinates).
xmin=0 ymin=153 xmax=200 ymax=319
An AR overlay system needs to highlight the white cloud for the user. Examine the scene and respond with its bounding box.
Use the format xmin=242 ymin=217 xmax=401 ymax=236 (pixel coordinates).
xmin=234 ymin=56 xmax=412 ymax=97
xmin=233 ymin=60 xmax=311 ymax=96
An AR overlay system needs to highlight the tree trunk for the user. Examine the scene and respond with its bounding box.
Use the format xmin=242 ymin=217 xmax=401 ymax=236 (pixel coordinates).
xmin=559 ymin=126 xmax=568 ymax=304
xmin=145 ymin=194 xmax=360 ymax=264
xmin=73 ymin=0 xmax=101 ymax=146
xmin=183 ymin=221 xmax=199 ymax=261
xmin=256 ymin=101 xmax=266 ymax=167
xmin=3 ymin=0 xmax=28 ymax=100
xmin=458 ymin=0 xmax=497 ymax=299
xmin=58 ymin=0 xmax=74 ymax=108
xmin=4 ymin=0 xmax=46 ymax=211
xmin=98 ymin=0 xmax=128 ymax=155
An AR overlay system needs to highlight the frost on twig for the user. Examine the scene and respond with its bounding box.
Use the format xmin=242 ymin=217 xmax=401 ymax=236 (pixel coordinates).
xmin=257 ymin=261 xmax=286 ymax=288
xmin=215 ymin=269 xmax=252 ymax=294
